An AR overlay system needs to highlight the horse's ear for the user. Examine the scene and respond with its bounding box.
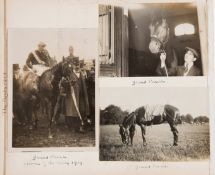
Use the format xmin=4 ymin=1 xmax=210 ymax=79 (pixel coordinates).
xmin=62 ymin=56 xmax=65 ymax=62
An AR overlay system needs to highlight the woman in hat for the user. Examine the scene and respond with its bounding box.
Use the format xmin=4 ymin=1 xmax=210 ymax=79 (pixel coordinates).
xmin=159 ymin=47 xmax=201 ymax=76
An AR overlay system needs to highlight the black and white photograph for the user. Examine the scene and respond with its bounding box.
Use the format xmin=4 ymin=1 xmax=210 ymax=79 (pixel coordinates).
xmin=9 ymin=29 xmax=96 ymax=147
xmin=99 ymin=3 xmax=207 ymax=77
xmin=99 ymin=87 xmax=209 ymax=161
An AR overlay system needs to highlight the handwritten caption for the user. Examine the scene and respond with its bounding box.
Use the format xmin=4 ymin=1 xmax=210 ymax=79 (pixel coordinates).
xmin=24 ymin=154 xmax=83 ymax=167
xmin=131 ymin=79 xmax=166 ymax=86
xmin=136 ymin=164 xmax=168 ymax=170
xmin=3 ymin=73 xmax=7 ymax=115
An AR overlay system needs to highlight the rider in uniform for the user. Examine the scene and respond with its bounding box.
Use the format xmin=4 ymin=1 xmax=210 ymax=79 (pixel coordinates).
xmin=26 ymin=42 xmax=51 ymax=70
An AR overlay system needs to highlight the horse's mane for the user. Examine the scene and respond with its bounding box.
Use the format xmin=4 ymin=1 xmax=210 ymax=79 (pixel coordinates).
xmin=41 ymin=61 xmax=63 ymax=77
xmin=39 ymin=61 xmax=63 ymax=93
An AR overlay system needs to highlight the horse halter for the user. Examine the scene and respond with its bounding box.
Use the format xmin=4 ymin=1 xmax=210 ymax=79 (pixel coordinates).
xmin=149 ymin=18 xmax=169 ymax=54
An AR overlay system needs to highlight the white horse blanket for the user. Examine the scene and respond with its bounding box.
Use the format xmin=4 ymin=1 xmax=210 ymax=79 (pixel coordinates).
xmin=32 ymin=65 xmax=50 ymax=76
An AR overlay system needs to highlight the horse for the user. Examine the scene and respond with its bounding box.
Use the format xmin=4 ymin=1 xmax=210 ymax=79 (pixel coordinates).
xmin=148 ymin=17 xmax=178 ymax=75
xmin=14 ymin=58 xmax=74 ymax=137
xmin=149 ymin=17 xmax=169 ymax=54
xmin=37 ymin=58 xmax=76 ymax=138
xmin=119 ymin=105 xmax=179 ymax=146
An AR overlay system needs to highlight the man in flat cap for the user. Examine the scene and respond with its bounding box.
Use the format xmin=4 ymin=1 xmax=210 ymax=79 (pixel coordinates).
xmin=26 ymin=42 xmax=51 ymax=69
xmin=159 ymin=47 xmax=201 ymax=76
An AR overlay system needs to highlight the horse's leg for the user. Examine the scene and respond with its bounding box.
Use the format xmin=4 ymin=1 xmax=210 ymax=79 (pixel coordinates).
xmin=129 ymin=125 xmax=135 ymax=146
xmin=32 ymin=110 xmax=37 ymax=129
xmin=47 ymin=100 xmax=54 ymax=139
xmin=52 ymin=96 xmax=61 ymax=125
xmin=26 ymin=103 xmax=33 ymax=130
xmin=140 ymin=124 xmax=147 ymax=146
xmin=166 ymin=118 xmax=178 ymax=146
xmin=48 ymin=95 xmax=59 ymax=138
xmin=169 ymin=123 xmax=178 ymax=146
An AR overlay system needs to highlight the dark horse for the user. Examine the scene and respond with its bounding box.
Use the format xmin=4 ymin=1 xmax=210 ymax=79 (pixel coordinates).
xmin=119 ymin=105 xmax=179 ymax=146
xmin=13 ymin=58 xmax=76 ymax=138
xmin=148 ymin=17 xmax=178 ymax=75
xmin=149 ymin=17 xmax=169 ymax=54
xmin=38 ymin=58 xmax=76 ymax=138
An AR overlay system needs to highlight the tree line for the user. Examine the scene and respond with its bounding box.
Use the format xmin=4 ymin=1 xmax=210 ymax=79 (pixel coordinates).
xmin=100 ymin=105 xmax=209 ymax=125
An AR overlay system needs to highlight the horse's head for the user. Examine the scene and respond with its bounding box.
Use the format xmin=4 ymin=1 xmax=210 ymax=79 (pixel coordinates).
xmin=62 ymin=57 xmax=74 ymax=76
xmin=22 ymin=72 xmax=39 ymax=94
xmin=149 ymin=18 xmax=169 ymax=54
xmin=119 ymin=124 xmax=129 ymax=145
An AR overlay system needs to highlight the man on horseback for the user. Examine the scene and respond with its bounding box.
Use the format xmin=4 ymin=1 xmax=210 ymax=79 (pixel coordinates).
xmin=66 ymin=46 xmax=76 ymax=61
xmin=26 ymin=42 xmax=51 ymax=75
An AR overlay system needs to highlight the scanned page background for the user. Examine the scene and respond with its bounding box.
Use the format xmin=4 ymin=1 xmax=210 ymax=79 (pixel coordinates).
xmin=4 ymin=0 xmax=215 ymax=175
xmin=1 ymin=0 xmax=5 ymax=175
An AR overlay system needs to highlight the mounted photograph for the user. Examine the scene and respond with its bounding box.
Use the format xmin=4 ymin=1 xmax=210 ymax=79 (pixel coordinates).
xmin=99 ymin=3 xmax=207 ymax=77
xmin=8 ymin=28 xmax=96 ymax=148
xmin=99 ymin=87 xmax=209 ymax=161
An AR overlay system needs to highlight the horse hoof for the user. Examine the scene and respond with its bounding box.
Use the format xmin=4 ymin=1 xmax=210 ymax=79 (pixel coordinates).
xmin=173 ymin=143 xmax=178 ymax=146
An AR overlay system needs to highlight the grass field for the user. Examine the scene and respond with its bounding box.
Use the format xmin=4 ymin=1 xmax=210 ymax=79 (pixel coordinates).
xmin=100 ymin=124 xmax=210 ymax=161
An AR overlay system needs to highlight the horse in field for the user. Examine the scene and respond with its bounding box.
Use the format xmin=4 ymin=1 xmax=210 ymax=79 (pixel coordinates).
xmin=119 ymin=105 xmax=179 ymax=146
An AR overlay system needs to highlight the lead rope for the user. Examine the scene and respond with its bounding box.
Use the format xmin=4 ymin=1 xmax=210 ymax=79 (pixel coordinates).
xmin=160 ymin=49 xmax=169 ymax=77
xmin=70 ymin=82 xmax=84 ymax=126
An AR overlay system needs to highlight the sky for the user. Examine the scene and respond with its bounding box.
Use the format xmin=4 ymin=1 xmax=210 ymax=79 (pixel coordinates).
xmin=99 ymin=87 xmax=208 ymax=118
xmin=8 ymin=28 xmax=97 ymax=66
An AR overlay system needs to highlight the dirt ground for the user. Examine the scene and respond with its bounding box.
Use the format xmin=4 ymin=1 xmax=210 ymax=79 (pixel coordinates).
xmin=12 ymin=118 xmax=95 ymax=148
